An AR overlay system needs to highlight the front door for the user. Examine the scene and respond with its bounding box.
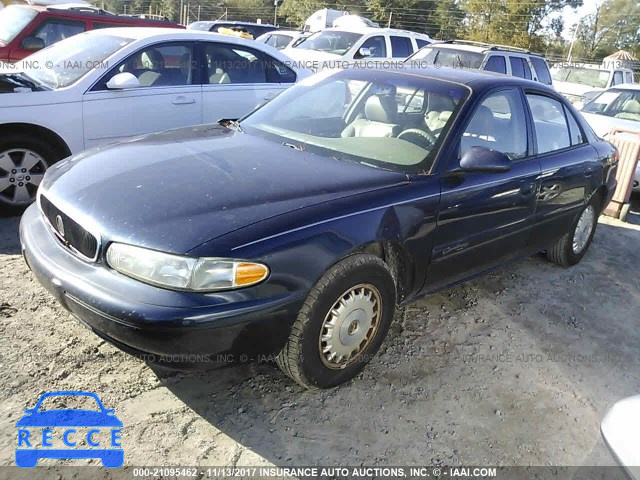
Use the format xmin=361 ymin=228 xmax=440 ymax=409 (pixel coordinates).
xmin=425 ymin=87 xmax=540 ymax=292
xmin=82 ymin=42 xmax=201 ymax=149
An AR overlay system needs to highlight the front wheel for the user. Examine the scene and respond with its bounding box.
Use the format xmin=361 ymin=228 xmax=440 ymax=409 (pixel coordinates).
xmin=546 ymin=197 xmax=599 ymax=267
xmin=276 ymin=254 xmax=396 ymax=389
xmin=0 ymin=134 xmax=62 ymax=217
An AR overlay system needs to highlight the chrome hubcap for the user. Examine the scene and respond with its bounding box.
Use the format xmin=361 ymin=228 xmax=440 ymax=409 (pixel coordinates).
xmin=573 ymin=205 xmax=595 ymax=254
xmin=0 ymin=149 xmax=47 ymax=206
xmin=319 ymin=284 xmax=382 ymax=369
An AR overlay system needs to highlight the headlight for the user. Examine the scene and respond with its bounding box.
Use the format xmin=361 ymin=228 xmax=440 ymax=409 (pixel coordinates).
xmin=106 ymin=243 xmax=269 ymax=291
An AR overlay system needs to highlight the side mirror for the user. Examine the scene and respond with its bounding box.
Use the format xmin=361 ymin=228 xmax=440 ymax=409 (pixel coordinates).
xmin=20 ymin=36 xmax=45 ymax=51
xmin=459 ymin=146 xmax=511 ymax=173
xmin=601 ymin=395 xmax=640 ymax=479
xmin=357 ymin=47 xmax=371 ymax=58
xmin=106 ymin=72 xmax=140 ymax=90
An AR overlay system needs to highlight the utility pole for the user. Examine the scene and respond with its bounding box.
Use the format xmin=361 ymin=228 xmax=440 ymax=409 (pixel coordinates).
xmin=274 ymin=0 xmax=278 ymax=26
xmin=180 ymin=0 xmax=184 ymax=24
xmin=387 ymin=11 xmax=392 ymax=28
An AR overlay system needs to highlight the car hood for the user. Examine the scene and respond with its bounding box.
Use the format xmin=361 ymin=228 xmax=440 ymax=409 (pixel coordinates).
xmin=40 ymin=124 xmax=409 ymax=253
xmin=581 ymin=111 xmax=640 ymax=137
xmin=16 ymin=410 xmax=123 ymax=427
xmin=0 ymin=72 xmax=51 ymax=94
xmin=554 ymin=81 xmax=603 ymax=97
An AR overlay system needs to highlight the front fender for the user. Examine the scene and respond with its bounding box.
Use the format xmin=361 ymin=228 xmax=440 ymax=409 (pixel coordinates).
xmin=190 ymin=179 xmax=441 ymax=302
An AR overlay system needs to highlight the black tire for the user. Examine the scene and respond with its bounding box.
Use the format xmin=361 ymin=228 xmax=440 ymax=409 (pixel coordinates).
xmin=546 ymin=196 xmax=600 ymax=267
xmin=0 ymin=133 xmax=63 ymax=217
xmin=276 ymin=254 xmax=396 ymax=389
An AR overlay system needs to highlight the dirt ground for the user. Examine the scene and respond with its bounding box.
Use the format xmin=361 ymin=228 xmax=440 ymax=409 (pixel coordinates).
xmin=0 ymin=200 xmax=639 ymax=477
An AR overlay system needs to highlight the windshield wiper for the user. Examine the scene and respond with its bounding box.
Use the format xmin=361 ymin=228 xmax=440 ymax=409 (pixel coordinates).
xmin=218 ymin=118 xmax=244 ymax=133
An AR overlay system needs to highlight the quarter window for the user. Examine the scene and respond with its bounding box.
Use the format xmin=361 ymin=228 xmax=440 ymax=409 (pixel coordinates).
xmin=33 ymin=20 xmax=85 ymax=47
xmin=484 ymin=56 xmax=506 ymax=74
xmin=416 ymin=39 xmax=430 ymax=49
xmin=526 ymin=94 xmax=571 ymax=154
xmin=461 ymin=89 xmax=527 ymax=160
xmin=565 ymin=107 xmax=584 ymax=145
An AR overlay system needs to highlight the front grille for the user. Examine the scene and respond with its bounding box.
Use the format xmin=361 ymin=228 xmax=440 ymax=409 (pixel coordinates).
xmin=40 ymin=195 xmax=99 ymax=261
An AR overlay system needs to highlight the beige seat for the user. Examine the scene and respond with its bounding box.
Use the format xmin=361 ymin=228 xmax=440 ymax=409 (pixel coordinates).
xmin=209 ymin=68 xmax=231 ymax=84
xmin=425 ymin=110 xmax=452 ymax=131
xmin=616 ymin=99 xmax=640 ymax=121
xmin=341 ymin=95 xmax=401 ymax=138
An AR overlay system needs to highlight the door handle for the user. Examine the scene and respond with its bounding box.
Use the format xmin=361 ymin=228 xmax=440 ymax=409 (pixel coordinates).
xmin=520 ymin=182 xmax=535 ymax=195
xmin=585 ymin=167 xmax=594 ymax=177
xmin=172 ymin=96 xmax=196 ymax=105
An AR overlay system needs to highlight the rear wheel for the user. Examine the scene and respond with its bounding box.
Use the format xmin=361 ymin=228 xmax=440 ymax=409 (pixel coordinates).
xmin=0 ymin=134 xmax=62 ymax=217
xmin=546 ymin=197 xmax=599 ymax=267
xmin=276 ymin=254 xmax=396 ymax=389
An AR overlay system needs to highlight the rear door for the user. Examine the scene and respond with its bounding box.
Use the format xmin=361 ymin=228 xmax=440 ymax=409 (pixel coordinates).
xmin=425 ymin=87 xmax=541 ymax=292
xmin=200 ymin=41 xmax=296 ymax=123
xmin=82 ymin=41 xmax=201 ymax=149
xmin=524 ymin=91 xmax=592 ymax=249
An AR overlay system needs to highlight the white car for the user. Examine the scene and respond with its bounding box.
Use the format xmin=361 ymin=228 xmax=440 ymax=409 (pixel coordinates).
xmin=551 ymin=63 xmax=635 ymax=107
xmin=580 ymin=83 xmax=640 ymax=192
xmin=256 ymin=30 xmax=311 ymax=50
xmin=284 ymin=27 xmax=431 ymax=69
xmin=0 ymin=27 xmax=311 ymax=215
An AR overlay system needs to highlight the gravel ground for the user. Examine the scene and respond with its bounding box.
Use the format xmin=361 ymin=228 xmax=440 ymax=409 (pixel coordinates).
xmin=0 ymin=203 xmax=639 ymax=477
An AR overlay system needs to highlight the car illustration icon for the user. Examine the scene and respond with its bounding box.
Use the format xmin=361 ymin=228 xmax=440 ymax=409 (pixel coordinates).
xmin=15 ymin=391 xmax=123 ymax=468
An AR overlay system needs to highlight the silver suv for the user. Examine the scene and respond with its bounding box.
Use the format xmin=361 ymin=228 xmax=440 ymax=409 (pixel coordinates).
xmin=406 ymin=40 xmax=553 ymax=86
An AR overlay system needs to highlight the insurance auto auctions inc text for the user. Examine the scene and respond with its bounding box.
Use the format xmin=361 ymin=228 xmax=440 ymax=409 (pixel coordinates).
xmin=203 ymin=466 xmax=498 ymax=478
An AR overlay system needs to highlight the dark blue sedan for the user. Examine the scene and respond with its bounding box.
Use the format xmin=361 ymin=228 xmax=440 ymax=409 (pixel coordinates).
xmin=20 ymin=67 xmax=618 ymax=388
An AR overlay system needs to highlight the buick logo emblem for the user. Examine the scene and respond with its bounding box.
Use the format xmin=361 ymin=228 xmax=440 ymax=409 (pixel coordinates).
xmin=55 ymin=215 xmax=65 ymax=237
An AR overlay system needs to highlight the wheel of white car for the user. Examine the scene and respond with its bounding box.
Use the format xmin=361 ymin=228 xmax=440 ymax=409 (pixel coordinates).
xmin=276 ymin=254 xmax=396 ymax=389
xmin=0 ymin=134 xmax=62 ymax=217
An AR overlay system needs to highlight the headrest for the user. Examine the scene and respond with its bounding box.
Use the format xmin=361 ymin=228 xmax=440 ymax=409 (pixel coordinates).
xmin=365 ymin=95 xmax=398 ymax=123
xmin=624 ymin=99 xmax=640 ymax=114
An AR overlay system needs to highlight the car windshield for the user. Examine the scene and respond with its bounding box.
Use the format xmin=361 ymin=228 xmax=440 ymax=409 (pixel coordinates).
xmin=582 ymin=89 xmax=640 ymax=122
xmin=0 ymin=6 xmax=38 ymax=44
xmin=20 ymin=32 xmax=133 ymax=89
xmin=408 ymin=47 xmax=484 ymax=69
xmin=241 ymin=70 xmax=469 ymax=173
xmin=295 ymin=30 xmax=363 ymax=55
xmin=551 ymin=67 xmax=611 ymax=88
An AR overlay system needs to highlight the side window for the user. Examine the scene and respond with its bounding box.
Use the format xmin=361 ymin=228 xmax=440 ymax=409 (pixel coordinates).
xmin=461 ymin=89 xmax=527 ymax=160
xmin=416 ymin=39 xmax=430 ymax=49
xmin=390 ymin=36 xmax=412 ymax=58
xmin=530 ymin=57 xmax=552 ymax=85
xmin=526 ymin=94 xmax=571 ymax=154
xmin=612 ymin=71 xmax=624 ymax=86
xmin=204 ymin=43 xmax=267 ymax=84
xmin=32 ymin=20 xmax=85 ymax=47
xmin=565 ymin=106 xmax=585 ymax=145
xmin=625 ymin=72 xmax=634 ymax=83
xmin=484 ymin=55 xmax=506 ymax=74
xmin=509 ymin=57 xmax=526 ymax=78
xmin=100 ymin=43 xmax=194 ymax=89
xmin=358 ymin=35 xmax=387 ymax=58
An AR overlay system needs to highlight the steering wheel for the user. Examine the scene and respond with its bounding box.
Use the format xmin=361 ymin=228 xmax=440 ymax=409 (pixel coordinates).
xmin=397 ymin=128 xmax=437 ymax=148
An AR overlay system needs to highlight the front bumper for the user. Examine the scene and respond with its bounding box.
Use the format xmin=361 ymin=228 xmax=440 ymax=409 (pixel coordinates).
xmin=19 ymin=205 xmax=304 ymax=365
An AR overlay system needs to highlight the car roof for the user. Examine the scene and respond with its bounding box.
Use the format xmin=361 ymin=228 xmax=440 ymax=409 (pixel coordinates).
xmin=79 ymin=27 xmax=249 ymax=41
xmin=427 ymin=41 xmax=544 ymax=57
xmin=321 ymin=26 xmax=431 ymax=38
xmin=348 ymin=65 xmax=556 ymax=93
xmin=607 ymin=83 xmax=640 ymax=91
xmin=191 ymin=20 xmax=277 ymax=28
